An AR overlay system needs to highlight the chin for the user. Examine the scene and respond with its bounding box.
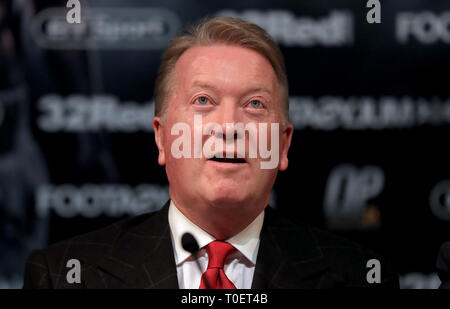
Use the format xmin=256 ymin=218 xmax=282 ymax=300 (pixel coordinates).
xmin=207 ymin=190 xmax=248 ymax=209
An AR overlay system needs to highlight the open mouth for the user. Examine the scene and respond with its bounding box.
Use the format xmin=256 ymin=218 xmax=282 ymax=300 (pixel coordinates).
xmin=208 ymin=157 xmax=246 ymax=164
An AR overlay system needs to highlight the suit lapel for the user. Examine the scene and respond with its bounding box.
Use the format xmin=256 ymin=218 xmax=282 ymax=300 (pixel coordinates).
xmin=90 ymin=201 xmax=179 ymax=289
xmin=89 ymin=202 xmax=342 ymax=289
xmin=252 ymin=207 xmax=339 ymax=288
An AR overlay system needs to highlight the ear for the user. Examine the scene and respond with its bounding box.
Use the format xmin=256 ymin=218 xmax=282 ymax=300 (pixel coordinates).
xmin=153 ymin=116 xmax=166 ymax=166
xmin=278 ymin=123 xmax=293 ymax=171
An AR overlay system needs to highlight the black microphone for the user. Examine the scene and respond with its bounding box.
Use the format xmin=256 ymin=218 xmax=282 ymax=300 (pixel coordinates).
xmin=182 ymin=233 xmax=200 ymax=254
xmin=436 ymin=241 xmax=450 ymax=289
xmin=181 ymin=232 xmax=210 ymax=289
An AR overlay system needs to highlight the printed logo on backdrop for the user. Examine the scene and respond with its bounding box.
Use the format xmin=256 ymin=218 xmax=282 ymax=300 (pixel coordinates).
xmin=429 ymin=180 xmax=450 ymax=221
xmin=397 ymin=11 xmax=450 ymax=44
xmin=37 ymin=94 xmax=155 ymax=132
xmin=289 ymin=96 xmax=450 ymax=131
xmin=216 ymin=9 xmax=353 ymax=47
xmin=324 ymin=164 xmax=384 ymax=230
xmin=31 ymin=7 xmax=181 ymax=49
xmin=36 ymin=184 xmax=169 ymax=218
xmin=38 ymin=95 xmax=450 ymax=133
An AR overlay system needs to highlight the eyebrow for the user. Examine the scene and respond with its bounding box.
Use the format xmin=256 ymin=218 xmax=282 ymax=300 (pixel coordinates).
xmin=190 ymin=80 xmax=274 ymax=96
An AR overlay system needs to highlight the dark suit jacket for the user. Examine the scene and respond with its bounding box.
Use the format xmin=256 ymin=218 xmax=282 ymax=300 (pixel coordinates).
xmin=23 ymin=200 xmax=399 ymax=288
xmin=436 ymin=241 xmax=450 ymax=289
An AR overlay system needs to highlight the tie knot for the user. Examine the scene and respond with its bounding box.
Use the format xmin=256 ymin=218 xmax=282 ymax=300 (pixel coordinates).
xmin=205 ymin=241 xmax=236 ymax=269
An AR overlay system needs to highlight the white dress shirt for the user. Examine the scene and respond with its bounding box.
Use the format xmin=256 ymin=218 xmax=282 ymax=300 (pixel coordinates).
xmin=168 ymin=200 xmax=264 ymax=289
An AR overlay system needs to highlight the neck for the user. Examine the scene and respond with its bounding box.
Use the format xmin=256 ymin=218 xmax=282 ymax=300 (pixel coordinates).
xmin=170 ymin=195 xmax=267 ymax=240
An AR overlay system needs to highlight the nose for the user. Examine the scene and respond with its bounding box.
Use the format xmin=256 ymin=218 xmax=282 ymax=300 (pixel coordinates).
xmin=214 ymin=100 xmax=242 ymax=141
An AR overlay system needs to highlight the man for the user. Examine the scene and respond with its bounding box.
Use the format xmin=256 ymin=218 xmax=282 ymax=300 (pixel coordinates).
xmin=23 ymin=16 xmax=399 ymax=289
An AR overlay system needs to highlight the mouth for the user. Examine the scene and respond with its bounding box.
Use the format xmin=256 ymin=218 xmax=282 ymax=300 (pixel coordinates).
xmin=208 ymin=157 xmax=247 ymax=164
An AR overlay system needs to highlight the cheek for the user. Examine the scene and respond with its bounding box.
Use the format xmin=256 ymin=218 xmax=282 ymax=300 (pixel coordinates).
xmin=163 ymin=133 xmax=186 ymax=176
xmin=165 ymin=158 xmax=201 ymax=192
xmin=257 ymin=168 xmax=277 ymax=182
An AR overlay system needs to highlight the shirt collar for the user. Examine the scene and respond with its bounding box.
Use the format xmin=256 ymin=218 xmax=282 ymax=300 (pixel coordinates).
xmin=168 ymin=200 xmax=264 ymax=266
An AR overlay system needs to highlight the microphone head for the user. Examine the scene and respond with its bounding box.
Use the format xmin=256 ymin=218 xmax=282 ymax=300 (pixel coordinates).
xmin=181 ymin=232 xmax=200 ymax=254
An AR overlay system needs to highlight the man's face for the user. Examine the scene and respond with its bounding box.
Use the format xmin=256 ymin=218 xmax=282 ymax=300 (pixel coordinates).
xmin=154 ymin=44 xmax=293 ymax=211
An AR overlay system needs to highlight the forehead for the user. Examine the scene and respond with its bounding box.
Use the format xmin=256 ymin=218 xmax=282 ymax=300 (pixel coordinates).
xmin=172 ymin=44 xmax=278 ymax=94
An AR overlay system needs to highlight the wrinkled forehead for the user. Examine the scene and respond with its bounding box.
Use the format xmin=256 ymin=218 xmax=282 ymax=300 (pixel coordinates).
xmin=172 ymin=44 xmax=279 ymax=96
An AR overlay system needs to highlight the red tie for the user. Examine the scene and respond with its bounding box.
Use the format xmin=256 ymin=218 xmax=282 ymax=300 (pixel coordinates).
xmin=199 ymin=241 xmax=237 ymax=289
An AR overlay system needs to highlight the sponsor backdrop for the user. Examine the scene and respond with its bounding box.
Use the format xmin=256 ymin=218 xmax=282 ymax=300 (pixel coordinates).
xmin=1 ymin=0 xmax=449 ymax=288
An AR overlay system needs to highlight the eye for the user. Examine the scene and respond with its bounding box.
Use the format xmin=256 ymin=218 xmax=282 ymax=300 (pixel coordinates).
xmin=196 ymin=96 xmax=210 ymax=105
xmin=248 ymin=99 xmax=263 ymax=109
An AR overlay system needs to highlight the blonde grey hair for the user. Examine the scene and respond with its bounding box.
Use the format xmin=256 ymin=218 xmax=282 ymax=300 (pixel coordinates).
xmin=154 ymin=16 xmax=290 ymax=127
